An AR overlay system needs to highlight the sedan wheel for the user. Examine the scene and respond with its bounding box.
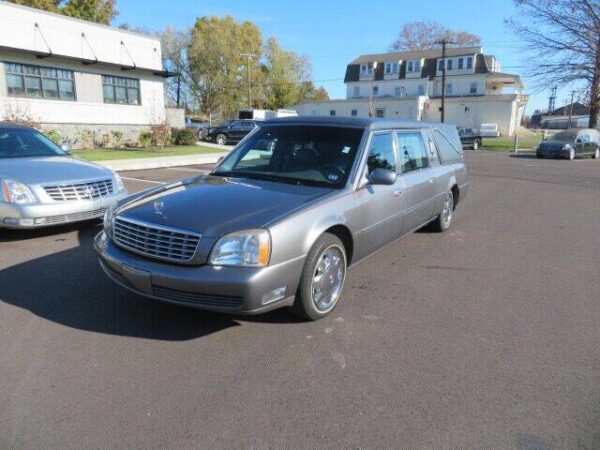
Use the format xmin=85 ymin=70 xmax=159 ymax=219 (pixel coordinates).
xmin=593 ymin=148 xmax=600 ymax=159
xmin=216 ymin=134 xmax=227 ymax=145
xmin=291 ymin=233 xmax=347 ymax=321
xmin=430 ymin=191 xmax=454 ymax=232
xmin=473 ymin=140 xmax=479 ymax=150
xmin=569 ymin=148 xmax=575 ymax=160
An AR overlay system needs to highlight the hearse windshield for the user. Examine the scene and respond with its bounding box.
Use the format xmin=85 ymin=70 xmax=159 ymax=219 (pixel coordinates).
xmin=213 ymin=125 xmax=364 ymax=188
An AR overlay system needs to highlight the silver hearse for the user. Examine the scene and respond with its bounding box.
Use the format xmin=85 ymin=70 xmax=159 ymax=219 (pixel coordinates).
xmin=0 ymin=124 xmax=127 ymax=229
xmin=95 ymin=117 xmax=468 ymax=320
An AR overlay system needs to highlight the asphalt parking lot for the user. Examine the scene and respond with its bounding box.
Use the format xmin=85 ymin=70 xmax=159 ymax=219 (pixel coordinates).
xmin=1 ymin=151 xmax=599 ymax=449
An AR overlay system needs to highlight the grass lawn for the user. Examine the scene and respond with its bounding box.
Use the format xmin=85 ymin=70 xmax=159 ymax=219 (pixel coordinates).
xmin=482 ymin=135 xmax=543 ymax=151
xmin=72 ymin=145 xmax=225 ymax=161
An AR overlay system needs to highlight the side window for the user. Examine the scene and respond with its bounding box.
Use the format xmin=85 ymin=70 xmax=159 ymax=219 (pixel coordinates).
xmin=396 ymin=132 xmax=430 ymax=174
xmin=367 ymin=133 xmax=396 ymax=174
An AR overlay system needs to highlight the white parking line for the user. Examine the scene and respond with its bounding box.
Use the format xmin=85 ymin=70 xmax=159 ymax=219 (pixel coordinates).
xmin=167 ymin=167 xmax=209 ymax=173
xmin=121 ymin=177 xmax=166 ymax=185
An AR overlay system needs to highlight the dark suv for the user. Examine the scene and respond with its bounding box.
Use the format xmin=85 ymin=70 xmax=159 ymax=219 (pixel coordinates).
xmin=205 ymin=120 xmax=259 ymax=145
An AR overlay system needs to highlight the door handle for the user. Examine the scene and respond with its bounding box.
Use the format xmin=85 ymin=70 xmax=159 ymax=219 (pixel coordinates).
xmin=428 ymin=178 xmax=435 ymax=184
xmin=393 ymin=190 xmax=402 ymax=197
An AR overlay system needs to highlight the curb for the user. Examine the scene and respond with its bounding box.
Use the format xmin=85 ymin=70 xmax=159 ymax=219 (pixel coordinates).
xmin=96 ymin=151 xmax=229 ymax=171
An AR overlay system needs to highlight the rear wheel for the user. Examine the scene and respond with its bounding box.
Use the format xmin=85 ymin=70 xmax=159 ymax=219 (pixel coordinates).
xmin=472 ymin=139 xmax=480 ymax=150
xmin=431 ymin=191 xmax=454 ymax=233
xmin=216 ymin=134 xmax=227 ymax=145
xmin=291 ymin=233 xmax=347 ymax=321
xmin=593 ymin=147 xmax=599 ymax=159
xmin=536 ymin=153 xmax=544 ymax=159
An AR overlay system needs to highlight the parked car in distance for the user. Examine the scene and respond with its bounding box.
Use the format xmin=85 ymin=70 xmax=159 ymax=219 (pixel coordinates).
xmin=95 ymin=117 xmax=468 ymax=320
xmin=0 ymin=123 xmax=127 ymax=229
xmin=184 ymin=117 xmax=209 ymax=141
xmin=204 ymin=119 xmax=259 ymax=145
xmin=458 ymin=127 xmax=483 ymax=150
xmin=536 ymin=128 xmax=600 ymax=160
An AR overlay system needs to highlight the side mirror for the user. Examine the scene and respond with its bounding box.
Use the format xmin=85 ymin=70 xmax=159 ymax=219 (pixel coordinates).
xmin=60 ymin=142 xmax=71 ymax=153
xmin=368 ymin=168 xmax=396 ymax=186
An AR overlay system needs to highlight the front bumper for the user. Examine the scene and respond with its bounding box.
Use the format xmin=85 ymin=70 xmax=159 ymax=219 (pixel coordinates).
xmin=0 ymin=192 xmax=127 ymax=229
xmin=94 ymin=231 xmax=305 ymax=314
xmin=536 ymin=148 xmax=569 ymax=158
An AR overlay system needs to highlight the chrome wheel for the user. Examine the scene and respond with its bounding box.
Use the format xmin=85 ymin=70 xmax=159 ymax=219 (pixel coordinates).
xmin=569 ymin=148 xmax=575 ymax=160
xmin=594 ymin=148 xmax=599 ymax=159
xmin=216 ymin=134 xmax=226 ymax=145
xmin=473 ymin=140 xmax=479 ymax=150
xmin=311 ymin=245 xmax=345 ymax=313
xmin=441 ymin=192 xmax=454 ymax=229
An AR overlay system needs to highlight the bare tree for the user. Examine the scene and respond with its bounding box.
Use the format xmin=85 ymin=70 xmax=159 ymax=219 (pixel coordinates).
xmin=506 ymin=0 xmax=600 ymax=128
xmin=389 ymin=21 xmax=481 ymax=51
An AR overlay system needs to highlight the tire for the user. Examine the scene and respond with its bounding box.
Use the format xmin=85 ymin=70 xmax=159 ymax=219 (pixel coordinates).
xmin=472 ymin=139 xmax=480 ymax=150
xmin=593 ymin=147 xmax=600 ymax=159
xmin=536 ymin=153 xmax=544 ymax=159
xmin=568 ymin=148 xmax=575 ymax=160
xmin=430 ymin=191 xmax=454 ymax=233
xmin=291 ymin=233 xmax=347 ymax=321
xmin=216 ymin=134 xmax=227 ymax=145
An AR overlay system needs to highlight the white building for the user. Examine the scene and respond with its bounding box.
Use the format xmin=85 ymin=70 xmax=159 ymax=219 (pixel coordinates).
xmin=0 ymin=1 xmax=177 ymax=146
xmin=295 ymin=46 xmax=528 ymax=136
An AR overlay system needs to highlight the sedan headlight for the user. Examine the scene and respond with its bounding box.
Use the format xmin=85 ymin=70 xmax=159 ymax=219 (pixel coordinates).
xmin=209 ymin=229 xmax=271 ymax=267
xmin=113 ymin=172 xmax=125 ymax=191
xmin=1 ymin=179 xmax=36 ymax=204
xmin=563 ymin=144 xmax=572 ymax=150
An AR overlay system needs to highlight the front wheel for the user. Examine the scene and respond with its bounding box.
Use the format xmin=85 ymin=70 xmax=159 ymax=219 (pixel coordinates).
xmin=216 ymin=134 xmax=227 ymax=145
xmin=472 ymin=139 xmax=480 ymax=150
xmin=568 ymin=148 xmax=575 ymax=160
xmin=291 ymin=233 xmax=347 ymax=321
xmin=592 ymin=147 xmax=600 ymax=159
xmin=430 ymin=191 xmax=454 ymax=233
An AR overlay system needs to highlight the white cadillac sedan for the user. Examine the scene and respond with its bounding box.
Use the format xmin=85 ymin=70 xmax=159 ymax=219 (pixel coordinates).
xmin=0 ymin=123 xmax=127 ymax=229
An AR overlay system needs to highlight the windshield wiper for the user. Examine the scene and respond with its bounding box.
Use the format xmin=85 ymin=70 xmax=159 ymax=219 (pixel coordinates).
xmin=213 ymin=170 xmax=329 ymax=187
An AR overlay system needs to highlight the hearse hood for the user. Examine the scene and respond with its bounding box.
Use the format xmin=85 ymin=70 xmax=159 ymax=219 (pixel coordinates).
xmin=116 ymin=175 xmax=332 ymax=237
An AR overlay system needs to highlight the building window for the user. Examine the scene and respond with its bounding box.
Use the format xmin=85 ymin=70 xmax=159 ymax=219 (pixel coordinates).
xmin=360 ymin=62 xmax=374 ymax=77
xmin=351 ymin=109 xmax=358 ymax=117
xmin=466 ymin=56 xmax=473 ymax=69
xmin=446 ymin=83 xmax=453 ymax=95
xmin=330 ymin=110 xmax=336 ymax=116
xmin=447 ymin=59 xmax=453 ymax=71
xmin=438 ymin=59 xmax=444 ymax=71
xmin=458 ymin=58 xmax=464 ymax=70
xmin=385 ymin=62 xmax=398 ymax=74
xmin=407 ymin=60 xmax=421 ymax=73
xmin=4 ymin=62 xmax=75 ymax=100
xmin=417 ymin=85 xmax=425 ymax=96
xmin=353 ymin=86 xmax=360 ymax=97
xmin=470 ymin=82 xmax=478 ymax=94
xmin=372 ymin=86 xmax=379 ymax=96
xmin=375 ymin=108 xmax=385 ymax=118
xmin=394 ymin=86 xmax=401 ymax=97
xmin=102 ymin=75 xmax=140 ymax=105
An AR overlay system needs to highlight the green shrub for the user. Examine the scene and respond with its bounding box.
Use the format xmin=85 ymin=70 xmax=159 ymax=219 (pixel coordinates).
xmin=43 ymin=129 xmax=62 ymax=144
xmin=111 ymin=130 xmax=124 ymax=148
xmin=150 ymin=124 xmax=171 ymax=149
xmin=172 ymin=128 xmax=197 ymax=145
xmin=138 ymin=131 xmax=152 ymax=148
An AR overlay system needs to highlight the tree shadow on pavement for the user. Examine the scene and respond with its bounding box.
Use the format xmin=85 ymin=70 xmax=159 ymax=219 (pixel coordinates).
xmin=0 ymin=224 xmax=245 ymax=341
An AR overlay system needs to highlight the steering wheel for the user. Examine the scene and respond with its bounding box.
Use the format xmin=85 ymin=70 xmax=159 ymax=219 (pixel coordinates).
xmin=318 ymin=164 xmax=345 ymax=183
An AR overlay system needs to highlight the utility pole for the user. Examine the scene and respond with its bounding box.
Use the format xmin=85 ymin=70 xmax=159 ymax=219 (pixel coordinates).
xmin=548 ymin=86 xmax=557 ymax=114
xmin=176 ymin=76 xmax=181 ymax=108
xmin=436 ymin=39 xmax=457 ymax=123
xmin=568 ymin=90 xmax=576 ymax=128
xmin=240 ymin=53 xmax=256 ymax=108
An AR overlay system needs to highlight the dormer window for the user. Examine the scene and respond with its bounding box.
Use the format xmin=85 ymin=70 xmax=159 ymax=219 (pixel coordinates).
xmin=407 ymin=60 xmax=421 ymax=73
xmin=385 ymin=61 xmax=399 ymax=75
xmin=438 ymin=59 xmax=444 ymax=71
xmin=447 ymin=59 xmax=453 ymax=71
xmin=466 ymin=56 xmax=473 ymax=69
xmin=458 ymin=58 xmax=464 ymax=70
xmin=360 ymin=62 xmax=375 ymax=77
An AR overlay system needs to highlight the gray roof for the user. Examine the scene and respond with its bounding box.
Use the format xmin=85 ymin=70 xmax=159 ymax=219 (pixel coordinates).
xmin=350 ymin=46 xmax=483 ymax=65
xmin=262 ymin=116 xmax=456 ymax=131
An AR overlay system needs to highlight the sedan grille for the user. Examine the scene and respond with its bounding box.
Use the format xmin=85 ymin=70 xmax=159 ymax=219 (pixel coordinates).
xmin=44 ymin=179 xmax=114 ymax=201
xmin=113 ymin=217 xmax=200 ymax=262
xmin=153 ymin=285 xmax=244 ymax=309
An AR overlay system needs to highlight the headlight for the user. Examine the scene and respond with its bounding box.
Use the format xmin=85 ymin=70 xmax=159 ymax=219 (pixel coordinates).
xmin=209 ymin=229 xmax=271 ymax=267
xmin=563 ymin=144 xmax=571 ymax=150
xmin=1 ymin=179 xmax=36 ymax=204
xmin=103 ymin=203 xmax=117 ymax=236
xmin=113 ymin=172 xmax=125 ymax=191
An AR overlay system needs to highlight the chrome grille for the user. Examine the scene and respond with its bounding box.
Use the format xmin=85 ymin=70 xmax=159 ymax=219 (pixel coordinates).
xmin=44 ymin=179 xmax=114 ymax=201
xmin=113 ymin=217 xmax=200 ymax=262
xmin=43 ymin=207 xmax=107 ymax=225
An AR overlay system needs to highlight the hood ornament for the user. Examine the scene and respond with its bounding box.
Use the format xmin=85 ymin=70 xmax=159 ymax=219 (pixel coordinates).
xmin=153 ymin=200 xmax=164 ymax=215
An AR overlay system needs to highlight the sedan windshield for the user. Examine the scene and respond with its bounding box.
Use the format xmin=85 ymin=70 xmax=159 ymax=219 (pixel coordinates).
xmin=213 ymin=125 xmax=364 ymax=188
xmin=548 ymin=130 xmax=578 ymax=143
xmin=0 ymin=128 xmax=67 ymax=158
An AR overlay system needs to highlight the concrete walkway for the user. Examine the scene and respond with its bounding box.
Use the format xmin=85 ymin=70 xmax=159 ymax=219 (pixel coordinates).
xmin=96 ymin=143 xmax=231 ymax=171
